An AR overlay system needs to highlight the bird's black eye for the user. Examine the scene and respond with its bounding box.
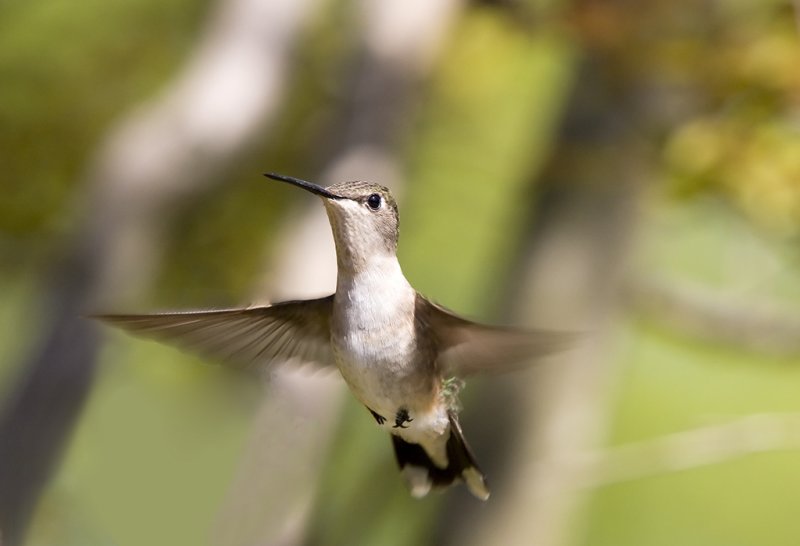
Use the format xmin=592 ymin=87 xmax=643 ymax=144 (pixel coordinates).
xmin=366 ymin=193 xmax=382 ymax=210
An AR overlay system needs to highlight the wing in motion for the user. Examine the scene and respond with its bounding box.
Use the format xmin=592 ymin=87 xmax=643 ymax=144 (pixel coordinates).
xmin=94 ymin=296 xmax=335 ymax=372
xmin=416 ymin=295 xmax=576 ymax=377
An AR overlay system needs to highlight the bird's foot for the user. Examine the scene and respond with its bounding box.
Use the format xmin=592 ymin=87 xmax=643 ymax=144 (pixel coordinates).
xmin=393 ymin=408 xmax=413 ymax=429
xmin=368 ymin=407 xmax=386 ymax=425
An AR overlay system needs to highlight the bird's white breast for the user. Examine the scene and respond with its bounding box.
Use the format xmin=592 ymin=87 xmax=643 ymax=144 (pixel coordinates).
xmin=331 ymin=256 xmax=419 ymax=413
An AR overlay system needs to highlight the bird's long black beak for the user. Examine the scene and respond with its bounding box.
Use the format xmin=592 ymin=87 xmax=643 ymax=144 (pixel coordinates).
xmin=264 ymin=172 xmax=341 ymax=199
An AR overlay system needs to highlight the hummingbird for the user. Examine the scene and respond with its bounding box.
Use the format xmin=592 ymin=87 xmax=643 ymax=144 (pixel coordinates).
xmin=97 ymin=173 xmax=572 ymax=500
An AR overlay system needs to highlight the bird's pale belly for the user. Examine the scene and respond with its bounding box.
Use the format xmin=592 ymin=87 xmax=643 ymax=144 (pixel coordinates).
xmin=331 ymin=335 xmax=448 ymax=442
xmin=332 ymin=338 xmax=420 ymax=416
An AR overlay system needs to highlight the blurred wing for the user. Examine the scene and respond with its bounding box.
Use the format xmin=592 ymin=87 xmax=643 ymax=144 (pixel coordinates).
xmin=94 ymin=296 xmax=334 ymax=372
xmin=418 ymin=296 xmax=576 ymax=377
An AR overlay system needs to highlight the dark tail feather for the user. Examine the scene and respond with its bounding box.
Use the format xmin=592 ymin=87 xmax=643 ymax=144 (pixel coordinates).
xmin=391 ymin=413 xmax=489 ymax=500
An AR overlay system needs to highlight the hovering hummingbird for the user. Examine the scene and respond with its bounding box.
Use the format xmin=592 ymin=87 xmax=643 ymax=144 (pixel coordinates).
xmin=97 ymin=173 xmax=572 ymax=500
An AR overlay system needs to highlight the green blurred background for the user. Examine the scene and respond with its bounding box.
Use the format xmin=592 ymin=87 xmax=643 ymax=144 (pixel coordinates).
xmin=1 ymin=0 xmax=799 ymax=545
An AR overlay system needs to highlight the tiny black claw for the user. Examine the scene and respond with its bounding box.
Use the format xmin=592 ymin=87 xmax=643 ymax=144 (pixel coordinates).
xmin=393 ymin=408 xmax=413 ymax=429
xmin=368 ymin=407 xmax=386 ymax=425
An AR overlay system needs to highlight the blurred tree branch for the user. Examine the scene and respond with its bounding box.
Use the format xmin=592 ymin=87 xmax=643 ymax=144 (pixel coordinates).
xmin=463 ymin=412 xmax=800 ymax=498
xmin=0 ymin=0 xmax=318 ymax=543
xmin=582 ymin=413 xmax=800 ymax=487
xmin=626 ymin=277 xmax=800 ymax=357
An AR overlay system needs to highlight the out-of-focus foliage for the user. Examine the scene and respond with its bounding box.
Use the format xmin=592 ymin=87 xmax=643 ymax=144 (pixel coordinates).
xmin=562 ymin=0 xmax=800 ymax=235
xmin=2 ymin=0 xmax=800 ymax=545
xmin=666 ymin=115 xmax=800 ymax=236
xmin=656 ymin=3 xmax=800 ymax=236
xmin=0 ymin=0 xmax=209 ymax=241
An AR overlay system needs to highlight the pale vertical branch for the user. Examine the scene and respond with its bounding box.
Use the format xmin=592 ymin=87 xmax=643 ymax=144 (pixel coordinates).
xmin=212 ymin=1 xmax=464 ymax=544
xmin=88 ymin=0 xmax=321 ymax=305
xmin=0 ymin=1 xmax=319 ymax=543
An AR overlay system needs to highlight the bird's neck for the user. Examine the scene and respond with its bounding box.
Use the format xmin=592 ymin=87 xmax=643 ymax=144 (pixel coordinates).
xmin=330 ymin=227 xmax=398 ymax=277
xmin=336 ymin=252 xmax=409 ymax=293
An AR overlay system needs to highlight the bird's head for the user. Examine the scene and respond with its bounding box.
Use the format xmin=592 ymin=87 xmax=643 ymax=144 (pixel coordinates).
xmin=265 ymin=173 xmax=400 ymax=272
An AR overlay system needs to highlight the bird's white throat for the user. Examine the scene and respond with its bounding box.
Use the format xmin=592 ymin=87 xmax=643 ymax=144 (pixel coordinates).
xmin=324 ymin=198 xmax=398 ymax=275
xmin=333 ymin=254 xmax=415 ymax=348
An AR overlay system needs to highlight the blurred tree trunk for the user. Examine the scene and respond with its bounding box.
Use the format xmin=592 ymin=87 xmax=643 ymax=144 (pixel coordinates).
xmin=0 ymin=0 xmax=318 ymax=543
xmin=453 ymin=50 xmax=648 ymax=546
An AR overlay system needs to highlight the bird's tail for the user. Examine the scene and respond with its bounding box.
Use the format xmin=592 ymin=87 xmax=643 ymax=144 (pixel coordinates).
xmin=391 ymin=412 xmax=489 ymax=500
